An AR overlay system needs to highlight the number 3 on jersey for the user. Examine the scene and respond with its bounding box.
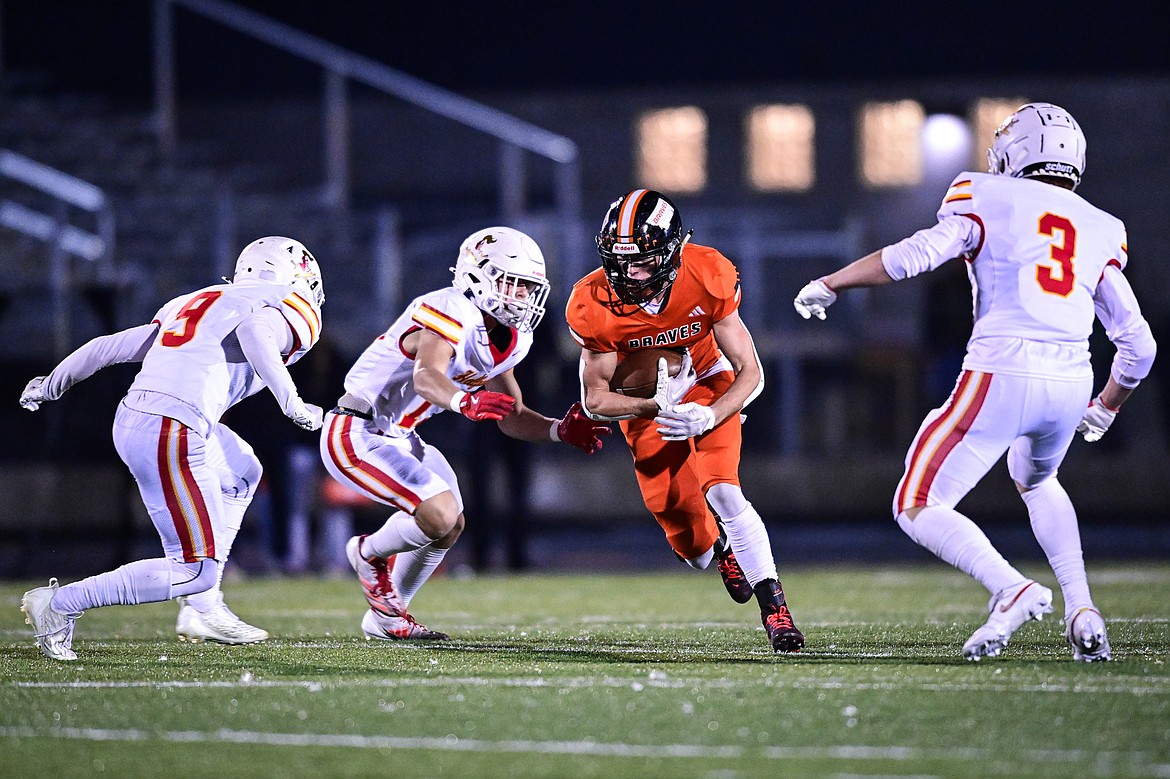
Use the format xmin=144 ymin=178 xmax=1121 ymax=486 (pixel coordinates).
xmin=1036 ymin=213 xmax=1076 ymax=297
xmin=161 ymin=290 xmax=222 ymax=347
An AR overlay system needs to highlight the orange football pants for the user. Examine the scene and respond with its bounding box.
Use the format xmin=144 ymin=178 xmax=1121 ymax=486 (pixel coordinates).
xmin=619 ymin=371 xmax=741 ymax=559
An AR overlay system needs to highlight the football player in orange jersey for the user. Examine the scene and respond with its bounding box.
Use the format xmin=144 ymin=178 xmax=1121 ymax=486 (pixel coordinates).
xmin=566 ymin=189 xmax=803 ymax=653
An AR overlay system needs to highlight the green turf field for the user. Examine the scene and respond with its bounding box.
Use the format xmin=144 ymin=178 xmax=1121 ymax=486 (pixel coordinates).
xmin=1 ymin=564 xmax=1168 ymax=778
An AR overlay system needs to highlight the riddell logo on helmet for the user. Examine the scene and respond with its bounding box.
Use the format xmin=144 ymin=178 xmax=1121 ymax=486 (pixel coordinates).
xmin=612 ymin=243 xmax=640 ymax=255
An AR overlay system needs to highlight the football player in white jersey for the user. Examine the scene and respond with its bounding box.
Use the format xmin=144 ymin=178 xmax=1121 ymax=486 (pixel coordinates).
xmin=794 ymin=103 xmax=1156 ymax=662
xmin=321 ymin=226 xmax=610 ymax=641
xmin=19 ymin=237 xmax=325 ymax=660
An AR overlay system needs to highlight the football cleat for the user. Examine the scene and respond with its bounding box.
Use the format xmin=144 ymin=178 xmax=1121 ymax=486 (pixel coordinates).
xmin=962 ymin=579 xmax=1053 ymax=661
xmin=346 ymin=535 xmax=403 ymax=618
xmin=361 ymin=608 xmax=449 ymax=641
xmin=20 ymin=578 xmax=78 ymax=661
xmin=176 ymin=596 xmax=269 ymax=645
xmin=755 ymin=579 xmax=804 ymax=652
xmin=1065 ymin=607 xmax=1112 ymax=662
xmin=711 ymin=518 xmax=753 ymax=603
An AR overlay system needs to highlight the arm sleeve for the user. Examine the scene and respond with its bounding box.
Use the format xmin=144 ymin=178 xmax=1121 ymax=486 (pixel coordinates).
xmin=41 ymin=323 xmax=158 ymax=400
xmin=236 ymin=306 xmax=304 ymax=415
xmin=1093 ymin=264 xmax=1157 ymax=388
xmin=880 ymin=216 xmax=981 ymax=281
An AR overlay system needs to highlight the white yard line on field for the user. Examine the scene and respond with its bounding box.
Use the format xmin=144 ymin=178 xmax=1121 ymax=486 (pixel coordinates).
xmin=11 ymin=674 xmax=1170 ymax=696
xmin=0 ymin=725 xmax=1166 ymax=775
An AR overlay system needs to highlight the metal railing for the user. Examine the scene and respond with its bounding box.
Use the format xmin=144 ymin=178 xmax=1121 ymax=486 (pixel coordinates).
xmin=0 ymin=149 xmax=116 ymax=356
xmin=152 ymin=0 xmax=583 ymax=271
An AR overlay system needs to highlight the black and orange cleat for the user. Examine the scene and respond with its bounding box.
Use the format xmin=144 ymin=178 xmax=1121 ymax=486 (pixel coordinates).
xmin=755 ymin=579 xmax=804 ymax=652
xmin=713 ymin=522 xmax=754 ymax=604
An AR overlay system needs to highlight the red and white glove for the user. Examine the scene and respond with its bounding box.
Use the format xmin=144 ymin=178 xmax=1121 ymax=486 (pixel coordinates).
xmin=551 ymin=402 xmax=611 ymax=454
xmin=452 ymin=390 xmax=515 ymax=421
xmin=655 ymin=402 xmax=716 ymax=441
xmin=794 ymin=279 xmax=837 ymax=320
xmin=1077 ymin=396 xmax=1118 ymax=442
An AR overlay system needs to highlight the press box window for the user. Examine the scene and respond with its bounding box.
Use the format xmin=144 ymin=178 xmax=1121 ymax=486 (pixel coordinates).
xmin=746 ymin=104 xmax=815 ymax=192
xmin=858 ymin=100 xmax=924 ymax=187
xmin=636 ymin=107 xmax=707 ymax=193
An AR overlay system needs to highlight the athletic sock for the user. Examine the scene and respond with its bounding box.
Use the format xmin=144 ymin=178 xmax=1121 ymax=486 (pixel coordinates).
xmin=363 ymin=510 xmax=435 ymax=558
xmin=392 ymin=546 xmax=449 ymax=609
xmin=1021 ymin=478 xmax=1092 ymax=614
xmin=897 ymin=506 xmax=1026 ymax=596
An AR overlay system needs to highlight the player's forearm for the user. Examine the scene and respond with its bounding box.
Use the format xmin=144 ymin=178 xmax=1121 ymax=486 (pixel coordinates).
xmin=821 ymin=250 xmax=895 ymax=291
xmin=497 ymin=406 xmax=556 ymax=442
xmin=582 ymin=387 xmax=655 ymax=420
xmin=709 ymin=363 xmax=761 ymax=425
xmin=1097 ymin=376 xmax=1134 ymax=412
xmin=42 ymin=323 xmax=157 ymax=400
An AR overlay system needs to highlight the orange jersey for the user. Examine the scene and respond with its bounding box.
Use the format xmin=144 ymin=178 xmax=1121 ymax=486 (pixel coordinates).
xmin=565 ymin=243 xmax=741 ymax=373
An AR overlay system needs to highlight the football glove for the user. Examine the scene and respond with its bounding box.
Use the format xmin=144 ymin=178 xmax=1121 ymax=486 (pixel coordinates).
xmin=1077 ymin=396 xmax=1117 ymax=442
xmin=652 ymin=352 xmax=696 ymax=412
xmin=794 ymin=279 xmax=837 ymax=320
xmin=456 ymin=390 xmax=516 ymax=421
xmin=19 ymin=376 xmax=48 ymax=411
xmin=655 ymin=402 xmax=716 ymax=441
xmin=288 ymin=400 xmax=324 ymax=431
xmin=554 ymin=402 xmax=611 ymax=454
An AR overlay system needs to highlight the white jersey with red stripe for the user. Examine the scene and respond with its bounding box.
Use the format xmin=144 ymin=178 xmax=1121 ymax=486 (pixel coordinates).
xmin=882 ymin=172 xmax=1128 ymax=382
xmin=124 ymin=280 xmax=321 ymax=436
xmin=342 ymin=286 xmax=533 ymax=436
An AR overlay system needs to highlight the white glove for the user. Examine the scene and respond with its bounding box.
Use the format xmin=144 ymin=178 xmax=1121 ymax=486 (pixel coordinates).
xmin=1077 ymin=396 xmax=1117 ymax=442
xmin=19 ymin=376 xmax=48 ymax=411
xmin=794 ymin=280 xmax=837 ymax=320
xmin=655 ymin=402 xmax=716 ymax=441
xmin=288 ymin=400 xmax=324 ymax=431
xmin=652 ymin=353 xmax=697 ymax=411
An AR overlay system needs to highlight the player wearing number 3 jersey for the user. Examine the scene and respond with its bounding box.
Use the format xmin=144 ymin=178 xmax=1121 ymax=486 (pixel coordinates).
xmin=795 ymin=103 xmax=1157 ymax=662
xmin=19 ymin=237 xmax=325 ymax=660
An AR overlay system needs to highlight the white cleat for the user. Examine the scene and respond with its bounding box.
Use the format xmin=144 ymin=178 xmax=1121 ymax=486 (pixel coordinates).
xmin=361 ymin=608 xmax=449 ymax=641
xmin=962 ymin=579 xmax=1053 ymax=661
xmin=1065 ymin=607 xmax=1112 ymax=662
xmin=176 ymin=596 xmax=269 ymax=645
xmin=20 ymin=578 xmax=79 ymax=661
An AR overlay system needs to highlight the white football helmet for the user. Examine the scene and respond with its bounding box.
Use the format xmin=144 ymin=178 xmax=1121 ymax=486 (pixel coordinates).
xmin=986 ymin=102 xmax=1086 ymax=189
xmin=451 ymin=226 xmax=550 ymax=332
xmin=233 ymin=236 xmax=325 ymax=310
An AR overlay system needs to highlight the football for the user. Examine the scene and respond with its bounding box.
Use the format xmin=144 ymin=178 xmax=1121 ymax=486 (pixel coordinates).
xmin=609 ymin=348 xmax=685 ymax=398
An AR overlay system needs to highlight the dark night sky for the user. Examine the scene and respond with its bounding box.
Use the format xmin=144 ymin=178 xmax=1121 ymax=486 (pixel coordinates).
xmin=4 ymin=1 xmax=1168 ymax=101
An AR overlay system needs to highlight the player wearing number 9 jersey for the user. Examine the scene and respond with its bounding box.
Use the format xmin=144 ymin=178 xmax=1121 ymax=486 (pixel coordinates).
xmin=794 ymin=103 xmax=1157 ymax=663
xmin=18 ymin=237 xmax=324 ymax=660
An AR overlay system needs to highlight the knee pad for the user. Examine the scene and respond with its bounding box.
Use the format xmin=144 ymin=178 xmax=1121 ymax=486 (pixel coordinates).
xmin=170 ymin=559 xmax=219 ymax=598
xmin=706 ymin=482 xmax=749 ymax=519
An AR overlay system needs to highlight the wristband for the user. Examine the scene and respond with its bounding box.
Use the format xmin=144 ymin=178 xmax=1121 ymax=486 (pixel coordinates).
xmin=448 ymin=391 xmax=468 ymax=413
xmin=549 ymin=420 xmax=560 ymax=442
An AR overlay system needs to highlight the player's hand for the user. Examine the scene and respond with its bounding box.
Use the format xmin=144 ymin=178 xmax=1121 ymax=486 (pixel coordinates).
xmin=19 ymin=376 xmax=48 ymax=411
xmin=555 ymin=402 xmax=611 ymax=454
xmin=1077 ymin=396 xmax=1117 ymax=442
xmin=288 ymin=400 xmax=324 ymax=431
xmin=651 ymin=355 xmax=694 ymax=412
xmin=794 ymin=279 xmax=837 ymax=320
xmin=655 ymin=402 xmax=716 ymax=441
xmin=459 ymin=390 xmax=515 ymax=421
